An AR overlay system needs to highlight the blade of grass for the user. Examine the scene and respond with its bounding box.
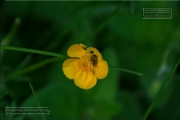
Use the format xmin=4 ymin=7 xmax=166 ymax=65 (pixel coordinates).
xmin=94 ymin=1 xmax=125 ymax=36
xmin=1 ymin=45 xmax=67 ymax=58
xmin=29 ymin=82 xmax=45 ymax=120
xmin=6 ymin=57 xmax=61 ymax=80
xmin=131 ymin=0 xmax=136 ymax=14
xmin=1 ymin=18 xmax=21 ymax=46
xmin=109 ymin=65 xmax=143 ymax=76
xmin=45 ymin=2 xmax=99 ymax=51
xmin=0 ymin=91 xmax=8 ymax=99
xmin=15 ymin=54 xmax=32 ymax=71
xmin=80 ymin=0 xmax=125 ymax=43
xmin=0 ymin=18 xmax=21 ymax=60
xmin=142 ymin=59 xmax=180 ymax=120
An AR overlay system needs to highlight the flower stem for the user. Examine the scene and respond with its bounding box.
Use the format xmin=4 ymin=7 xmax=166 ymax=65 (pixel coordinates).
xmin=0 ymin=91 xmax=8 ymax=99
xmin=1 ymin=45 xmax=67 ymax=58
xmin=109 ymin=65 xmax=143 ymax=76
xmin=29 ymin=82 xmax=46 ymax=120
xmin=6 ymin=57 xmax=61 ymax=80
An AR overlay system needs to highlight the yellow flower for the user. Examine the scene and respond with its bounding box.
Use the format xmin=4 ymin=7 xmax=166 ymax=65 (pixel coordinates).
xmin=62 ymin=44 xmax=108 ymax=90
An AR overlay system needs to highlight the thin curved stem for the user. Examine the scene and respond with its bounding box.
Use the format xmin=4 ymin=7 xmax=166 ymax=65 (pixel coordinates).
xmin=6 ymin=57 xmax=61 ymax=80
xmin=0 ymin=91 xmax=8 ymax=99
xmin=1 ymin=45 xmax=67 ymax=58
xmin=109 ymin=65 xmax=143 ymax=76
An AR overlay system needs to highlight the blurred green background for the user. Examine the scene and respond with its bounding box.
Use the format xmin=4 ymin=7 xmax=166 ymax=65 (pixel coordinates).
xmin=1 ymin=1 xmax=180 ymax=120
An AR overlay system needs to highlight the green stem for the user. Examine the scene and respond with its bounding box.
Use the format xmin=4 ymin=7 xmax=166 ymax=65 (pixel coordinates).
xmin=94 ymin=1 xmax=125 ymax=35
xmin=80 ymin=1 xmax=125 ymax=43
xmin=0 ymin=91 xmax=8 ymax=99
xmin=1 ymin=45 xmax=67 ymax=58
xmin=28 ymin=82 xmax=40 ymax=107
xmin=0 ymin=18 xmax=21 ymax=61
xmin=142 ymin=59 xmax=180 ymax=120
xmin=45 ymin=2 xmax=96 ymax=51
xmin=1 ymin=18 xmax=21 ymax=46
xmin=109 ymin=65 xmax=143 ymax=76
xmin=6 ymin=57 xmax=61 ymax=80
xmin=29 ymin=82 xmax=45 ymax=120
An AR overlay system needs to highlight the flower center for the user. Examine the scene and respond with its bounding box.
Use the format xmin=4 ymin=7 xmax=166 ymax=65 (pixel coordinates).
xmin=78 ymin=58 xmax=93 ymax=72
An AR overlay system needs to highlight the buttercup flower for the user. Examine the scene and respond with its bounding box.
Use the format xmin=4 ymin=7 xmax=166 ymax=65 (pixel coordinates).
xmin=62 ymin=44 xmax=108 ymax=89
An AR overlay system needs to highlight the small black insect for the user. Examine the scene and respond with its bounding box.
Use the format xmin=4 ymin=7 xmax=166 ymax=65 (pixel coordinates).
xmin=90 ymin=51 xmax=94 ymax=54
xmin=91 ymin=54 xmax=98 ymax=66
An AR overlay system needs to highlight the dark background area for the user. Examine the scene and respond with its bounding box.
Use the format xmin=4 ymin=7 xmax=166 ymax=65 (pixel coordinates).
xmin=1 ymin=1 xmax=180 ymax=120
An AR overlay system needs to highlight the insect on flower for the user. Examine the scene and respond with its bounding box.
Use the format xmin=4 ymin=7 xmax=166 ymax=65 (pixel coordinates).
xmin=62 ymin=44 xmax=108 ymax=89
xmin=90 ymin=51 xmax=98 ymax=66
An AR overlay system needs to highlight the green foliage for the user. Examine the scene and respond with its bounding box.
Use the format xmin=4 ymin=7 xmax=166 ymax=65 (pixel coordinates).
xmin=1 ymin=1 xmax=180 ymax=120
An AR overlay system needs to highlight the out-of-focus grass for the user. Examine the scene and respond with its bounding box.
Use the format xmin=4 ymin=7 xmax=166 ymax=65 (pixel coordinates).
xmin=143 ymin=59 xmax=180 ymax=120
xmin=1 ymin=1 xmax=180 ymax=120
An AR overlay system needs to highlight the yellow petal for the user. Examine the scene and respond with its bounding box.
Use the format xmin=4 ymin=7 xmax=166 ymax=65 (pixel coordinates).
xmin=94 ymin=60 xmax=108 ymax=79
xmin=74 ymin=70 xmax=97 ymax=89
xmin=62 ymin=58 xmax=79 ymax=79
xmin=86 ymin=47 xmax=103 ymax=60
xmin=67 ymin=44 xmax=86 ymax=58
